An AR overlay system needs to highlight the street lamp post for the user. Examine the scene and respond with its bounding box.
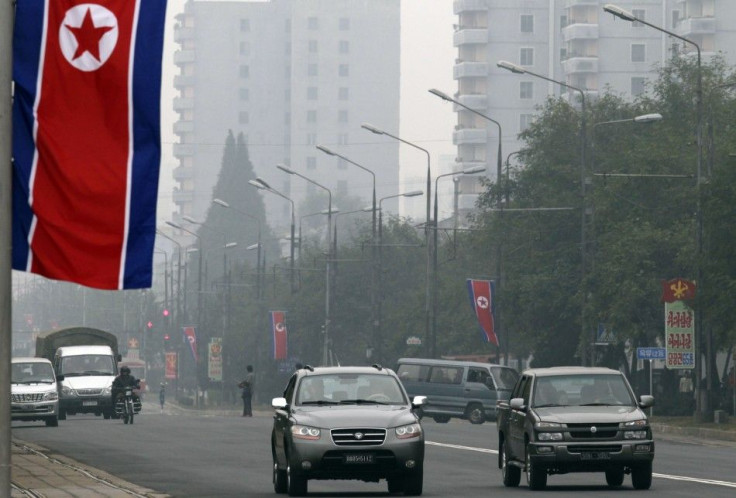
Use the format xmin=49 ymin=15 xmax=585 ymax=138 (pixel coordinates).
xmin=277 ymin=164 xmax=334 ymax=366
xmin=498 ymin=59 xmax=589 ymax=365
xmin=212 ymin=198 xmax=262 ymax=291
xmin=603 ymin=3 xmax=707 ymax=416
xmin=300 ymin=208 xmax=339 ymax=262
xmin=362 ymin=123 xmax=433 ymax=356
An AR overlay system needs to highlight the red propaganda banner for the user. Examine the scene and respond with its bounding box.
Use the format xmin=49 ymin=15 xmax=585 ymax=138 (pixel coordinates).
xmin=12 ymin=0 xmax=168 ymax=289
xmin=165 ymin=352 xmax=178 ymax=380
xmin=182 ymin=326 xmax=199 ymax=363
xmin=661 ymin=278 xmax=696 ymax=303
xmin=271 ymin=311 xmax=288 ymax=360
xmin=466 ymin=279 xmax=499 ymax=346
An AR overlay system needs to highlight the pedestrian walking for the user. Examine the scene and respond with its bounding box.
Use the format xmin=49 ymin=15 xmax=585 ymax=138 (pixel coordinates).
xmin=159 ymin=382 xmax=166 ymax=413
xmin=238 ymin=365 xmax=255 ymax=417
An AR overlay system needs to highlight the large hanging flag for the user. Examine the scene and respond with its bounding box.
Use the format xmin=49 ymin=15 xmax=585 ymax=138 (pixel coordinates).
xmin=182 ymin=326 xmax=199 ymax=363
xmin=466 ymin=279 xmax=499 ymax=346
xmin=271 ymin=311 xmax=288 ymax=360
xmin=12 ymin=0 xmax=168 ymax=289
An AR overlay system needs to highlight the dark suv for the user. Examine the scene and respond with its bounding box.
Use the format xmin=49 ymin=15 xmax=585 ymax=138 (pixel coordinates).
xmin=271 ymin=365 xmax=426 ymax=496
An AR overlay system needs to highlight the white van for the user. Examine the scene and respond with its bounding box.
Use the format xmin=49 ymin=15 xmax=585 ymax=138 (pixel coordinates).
xmin=54 ymin=345 xmax=118 ymax=419
xmin=396 ymin=358 xmax=519 ymax=424
xmin=11 ymin=357 xmax=60 ymax=427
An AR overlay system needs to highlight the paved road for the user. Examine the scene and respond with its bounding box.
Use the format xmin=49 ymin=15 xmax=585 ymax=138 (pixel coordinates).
xmin=12 ymin=404 xmax=736 ymax=497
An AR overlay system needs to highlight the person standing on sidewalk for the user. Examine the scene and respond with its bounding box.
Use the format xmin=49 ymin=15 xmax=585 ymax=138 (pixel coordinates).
xmin=238 ymin=365 xmax=255 ymax=417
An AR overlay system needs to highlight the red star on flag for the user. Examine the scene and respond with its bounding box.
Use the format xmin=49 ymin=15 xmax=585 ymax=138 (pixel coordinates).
xmin=65 ymin=8 xmax=114 ymax=62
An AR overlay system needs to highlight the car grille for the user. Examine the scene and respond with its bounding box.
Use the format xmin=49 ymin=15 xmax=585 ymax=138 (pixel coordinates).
xmin=568 ymin=445 xmax=622 ymax=454
xmin=12 ymin=393 xmax=45 ymax=402
xmin=567 ymin=423 xmax=619 ymax=439
xmin=77 ymin=388 xmax=103 ymax=396
xmin=331 ymin=428 xmax=386 ymax=446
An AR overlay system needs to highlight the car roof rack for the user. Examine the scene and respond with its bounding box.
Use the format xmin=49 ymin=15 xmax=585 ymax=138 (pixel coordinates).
xmin=371 ymin=364 xmax=383 ymax=371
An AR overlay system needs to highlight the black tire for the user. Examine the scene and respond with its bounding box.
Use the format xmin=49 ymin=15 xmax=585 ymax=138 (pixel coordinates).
xmin=605 ymin=468 xmax=625 ymax=487
xmin=45 ymin=416 xmax=58 ymax=427
xmin=273 ymin=462 xmax=287 ymax=494
xmin=287 ymin=464 xmax=307 ymax=496
xmin=103 ymin=410 xmax=112 ymax=420
xmin=632 ymin=461 xmax=652 ymax=490
xmin=403 ymin=468 xmax=423 ymax=496
xmin=466 ymin=403 xmax=485 ymax=425
xmin=57 ymin=409 xmax=66 ymax=421
xmin=387 ymin=476 xmax=403 ymax=493
xmin=501 ymin=439 xmax=521 ymax=487
xmin=525 ymin=443 xmax=547 ymax=490
xmin=432 ymin=415 xmax=451 ymax=424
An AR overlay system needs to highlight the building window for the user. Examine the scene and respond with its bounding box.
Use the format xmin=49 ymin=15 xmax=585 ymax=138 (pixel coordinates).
xmin=520 ymin=81 xmax=533 ymax=99
xmin=520 ymin=114 xmax=534 ymax=132
xmin=339 ymin=40 xmax=350 ymax=54
xmin=339 ymin=17 xmax=350 ymax=30
xmin=239 ymin=88 xmax=249 ymax=101
xmin=285 ymin=42 xmax=291 ymax=55
xmin=337 ymin=133 xmax=348 ymax=145
xmin=307 ymin=110 xmax=317 ymax=123
xmin=631 ymin=77 xmax=646 ymax=97
xmin=239 ymin=65 xmax=249 ymax=78
xmin=520 ymin=47 xmax=534 ymax=66
xmin=306 ymin=133 xmax=317 ymax=145
xmin=308 ymin=39 xmax=318 ymax=53
xmin=285 ymin=88 xmax=290 ymax=102
xmin=520 ymin=15 xmax=533 ymax=33
xmin=338 ymin=110 xmax=348 ymax=123
xmin=240 ymin=19 xmax=250 ymax=32
xmin=339 ymin=64 xmax=349 ymax=77
xmin=560 ymin=47 xmax=567 ymax=60
xmin=338 ymin=87 xmax=349 ymax=101
xmin=239 ymin=41 xmax=250 ymax=55
xmin=337 ymin=158 xmax=348 ymax=170
xmin=307 ymin=87 xmax=318 ymax=100
xmin=672 ymin=10 xmax=680 ymax=27
xmin=560 ymin=15 xmax=568 ymax=28
xmin=285 ymin=18 xmax=291 ymax=32
xmin=307 ymin=156 xmax=317 ymax=170
xmin=308 ymin=64 xmax=318 ymax=77
xmin=308 ymin=17 xmax=319 ymax=30
xmin=631 ymin=44 xmax=645 ymax=63
xmin=632 ymin=9 xmax=645 ymax=28
xmin=238 ymin=111 xmax=249 ymax=124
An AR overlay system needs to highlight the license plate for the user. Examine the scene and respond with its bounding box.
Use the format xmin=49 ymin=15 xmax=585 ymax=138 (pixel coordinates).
xmin=82 ymin=400 xmax=98 ymax=407
xmin=343 ymin=454 xmax=374 ymax=464
xmin=581 ymin=451 xmax=610 ymax=460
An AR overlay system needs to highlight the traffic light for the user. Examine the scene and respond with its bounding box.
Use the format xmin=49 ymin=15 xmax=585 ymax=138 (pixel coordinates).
xmin=147 ymin=320 xmax=153 ymax=329
xmin=163 ymin=333 xmax=171 ymax=351
xmin=163 ymin=309 xmax=169 ymax=317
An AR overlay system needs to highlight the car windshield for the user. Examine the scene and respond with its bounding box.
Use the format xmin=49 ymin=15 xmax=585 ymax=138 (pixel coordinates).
xmin=60 ymin=355 xmax=115 ymax=376
xmin=296 ymin=373 xmax=407 ymax=406
xmin=12 ymin=362 xmax=55 ymax=384
xmin=532 ymin=374 xmax=635 ymax=408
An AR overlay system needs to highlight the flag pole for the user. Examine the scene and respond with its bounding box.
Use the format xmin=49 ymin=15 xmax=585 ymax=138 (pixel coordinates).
xmin=0 ymin=0 xmax=15 ymax=494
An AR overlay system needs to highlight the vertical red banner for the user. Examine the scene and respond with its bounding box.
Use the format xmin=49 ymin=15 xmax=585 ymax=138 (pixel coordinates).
xmin=165 ymin=352 xmax=178 ymax=379
xmin=467 ymin=279 xmax=499 ymax=346
xmin=271 ymin=311 xmax=288 ymax=360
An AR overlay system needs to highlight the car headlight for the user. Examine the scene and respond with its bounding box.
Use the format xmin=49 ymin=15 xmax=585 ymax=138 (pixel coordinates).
xmin=44 ymin=391 xmax=59 ymax=401
xmin=102 ymin=386 xmax=112 ymax=396
xmin=291 ymin=425 xmax=321 ymax=440
xmin=624 ymin=430 xmax=648 ymax=440
xmin=621 ymin=419 xmax=647 ymax=428
xmin=536 ymin=421 xmax=564 ymax=441
xmin=61 ymin=386 xmax=77 ymax=397
xmin=395 ymin=423 xmax=422 ymax=439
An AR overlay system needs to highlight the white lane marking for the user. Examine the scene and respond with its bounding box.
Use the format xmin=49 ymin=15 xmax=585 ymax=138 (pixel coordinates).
xmin=427 ymin=441 xmax=736 ymax=488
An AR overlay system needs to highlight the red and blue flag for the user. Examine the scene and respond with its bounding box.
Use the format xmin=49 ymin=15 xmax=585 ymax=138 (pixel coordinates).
xmin=182 ymin=326 xmax=198 ymax=363
xmin=12 ymin=0 xmax=168 ymax=289
xmin=467 ymin=279 xmax=498 ymax=346
xmin=271 ymin=311 xmax=288 ymax=360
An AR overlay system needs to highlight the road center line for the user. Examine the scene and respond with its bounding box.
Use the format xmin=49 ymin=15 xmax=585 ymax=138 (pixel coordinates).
xmin=427 ymin=441 xmax=736 ymax=488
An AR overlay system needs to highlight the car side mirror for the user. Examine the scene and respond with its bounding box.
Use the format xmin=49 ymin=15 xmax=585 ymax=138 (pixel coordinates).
xmin=638 ymin=395 xmax=654 ymax=409
xmin=510 ymin=397 xmax=526 ymax=411
xmin=412 ymin=395 xmax=427 ymax=408
xmin=272 ymin=397 xmax=288 ymax=410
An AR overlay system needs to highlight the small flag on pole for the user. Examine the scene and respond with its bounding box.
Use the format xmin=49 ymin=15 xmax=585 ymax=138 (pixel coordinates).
xmin=467 ymin=279 xmax=498 ymax=346
xmin=271 ymin=311 xmax=288 ymax=360
xmin=182 ymin=326 xmax=199 ymax=363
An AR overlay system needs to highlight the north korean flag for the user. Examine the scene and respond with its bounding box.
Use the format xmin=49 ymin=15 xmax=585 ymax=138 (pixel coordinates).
xmin=467 ymin=279 xmax=499 ymax=346
xmin=271 ymin=311 xmax=288 ymax=360
xmin=182 ymin=326 xmax=198 ymax=363
xmin=12 ymin=0 xmax=168 ymax=289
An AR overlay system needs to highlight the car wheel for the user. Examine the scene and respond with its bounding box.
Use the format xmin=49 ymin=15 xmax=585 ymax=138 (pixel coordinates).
xmin=273 ymin=462 xmax=287 ymax=494
xmin=605 ymin=467 xmax=625 ymax=487
xmin=287 ymin=464 xmax=307 ymax=496
xmin=57 ymin=409 xmax=66 ymax=421
xmin=387 ymin=476 xmax=403 ymax=493
xmin=525 ymin=443 xmax=547 ymax=490
xmin=103 ymin=410 xmax=111 ymax=420
xmin=466 ymin=403 xmax=485 ymax=425
xmin=432 ymin=415 xmax=451 ymax=424
xmin=403 ymin=467 xmax=423 ymax=496
xmin=631 ymin=461 xmax=652 ymax=490
xmin=45 ymin=416 xmax=59 ymax=427
xmin=501 ymin=439 xmax=521 ymax=487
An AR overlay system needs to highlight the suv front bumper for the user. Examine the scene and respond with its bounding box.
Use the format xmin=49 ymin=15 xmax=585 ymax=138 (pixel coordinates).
xmin=529 ymin=440 xmax=654 ymax=472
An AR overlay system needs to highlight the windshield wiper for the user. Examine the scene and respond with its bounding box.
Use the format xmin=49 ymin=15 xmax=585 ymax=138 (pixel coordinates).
xmin=340 ymin=398 xmax=390 ymax=405
xmin=300 ymin=400 xmax=339 ymax=405
xmin=534 ymin=403 xmax=563 ymax=408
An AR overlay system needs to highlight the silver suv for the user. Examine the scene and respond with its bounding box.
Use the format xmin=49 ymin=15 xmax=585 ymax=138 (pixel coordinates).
xmin=11 ymin=357 xmax=60 ymax=427
xmin=271 ymin=365 xmax=426 ymax=496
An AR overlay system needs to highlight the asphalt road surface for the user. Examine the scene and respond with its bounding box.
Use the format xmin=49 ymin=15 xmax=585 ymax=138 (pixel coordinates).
xmin=12 ymin=405 xmax=736 ymax=497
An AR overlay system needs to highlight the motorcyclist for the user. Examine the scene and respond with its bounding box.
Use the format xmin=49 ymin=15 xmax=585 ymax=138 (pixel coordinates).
xmin=112 ymin=366 xmax=141 ymax=408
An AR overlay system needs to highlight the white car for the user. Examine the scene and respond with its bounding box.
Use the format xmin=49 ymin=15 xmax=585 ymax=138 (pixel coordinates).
xmin=11 ymin=357 xmax=60 ymax=427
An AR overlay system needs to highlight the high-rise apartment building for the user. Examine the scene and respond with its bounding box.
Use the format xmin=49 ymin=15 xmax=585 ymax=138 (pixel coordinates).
xmin=172 ymin=0 xmax=400 ymax=231
xmin=451 ymin=0 xmax=734 ymax=215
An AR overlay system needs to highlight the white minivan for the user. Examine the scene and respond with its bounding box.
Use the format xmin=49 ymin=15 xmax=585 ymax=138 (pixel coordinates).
xmin=54 ymin=345 xmax=118 ymax=419
xmin=11 ymin=357 xmax=60 ymax=427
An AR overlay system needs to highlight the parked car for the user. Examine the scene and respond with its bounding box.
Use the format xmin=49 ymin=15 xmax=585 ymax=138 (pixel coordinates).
xmin=396 ymin=357 xmax=519 ymax=424
xmin=11 ymin=357 xmax=60 ymax=427
xmin=497 ymin=366 xmax=655 ymax=490
xmin=271 ymin=364 xmax=426 ymax=496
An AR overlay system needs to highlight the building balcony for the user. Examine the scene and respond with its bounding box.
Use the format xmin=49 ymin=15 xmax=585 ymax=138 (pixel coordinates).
xmin=173 ymin=120 xmax=195 ymax=134
xmin=453 ymin=0 xmax=488 ymax=14
xmin=173 ymin=165 xmax=193 ymax=181
xmin=457 ymin=193 xmax=480 ymax=211
xmin=456 ymin=94 xmax=487 ymax=111
xmin=561 ymin=23 xmax=598 ymax=42
xmin=453 ymin=61 xmax=489 ymax=79
xmin=172 ymin=188 xmax=195 ymax=204
xmin=173 ymin=74 xmax=195 ymax=89
xmin=674 ymin=17 xmax=715 ymax=37
xmin=561 ymin=56 xmax=598 ymax=74
xmin=453 ymin=28 xmax=488 ymax=46
xmin=455 ymin=159 xmax=487 ymax=172
xmin=564 ymin=0 xmax=598 ymax=7
xmin=173 ymin=97 xmax=194 ymax=112
xmin=172 ymin=143 xmax=195 ymax=158
xmin=173 ymin=50 xmax=195 ymax=65
xmin=453 ymin=127 xmax=486 ymax=145
xmin=173 ymin=26 xmax=195 ymax=43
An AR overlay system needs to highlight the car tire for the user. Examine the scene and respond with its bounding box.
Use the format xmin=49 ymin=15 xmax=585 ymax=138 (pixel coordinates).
xmin=287 ymin=464 xmax=307 ymax=496
xmin=57 ymin=408 xmax=66 ymax=421
xmin=466 ymin=403 xmax=485 ymax=425
xmin=103 ymin=410 xmax=112 ymax=420
xmin=45 ymin=416 xmax=58 ymax=427
xmin=403 ymin=467 xmax=423 ymax=496
xmin=432 ymin=415 xmax=451 ymax=424
xmin=273 ymin=462 xmax=287 ymax=494
xmin=631 ymin=461 xmax=652 ymax=490
xmin=525 ymin=443 xmax=547 ymax=490
xmin=605 ymin=467 xmax=625 ymax=487
xmin=387 ymin=476 xmax=403 ymax=493
xmin=501 ymin=439 xmax=521 ymax=487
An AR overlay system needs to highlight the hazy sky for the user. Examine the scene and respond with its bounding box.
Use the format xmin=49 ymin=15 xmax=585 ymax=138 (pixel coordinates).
xmin=158 ymin=0 xmax=457 ymax=223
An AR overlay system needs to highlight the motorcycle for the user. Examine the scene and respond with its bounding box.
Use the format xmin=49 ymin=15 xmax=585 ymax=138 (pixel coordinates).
xmin=115 ymin=382 xmax=142 ymax=424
